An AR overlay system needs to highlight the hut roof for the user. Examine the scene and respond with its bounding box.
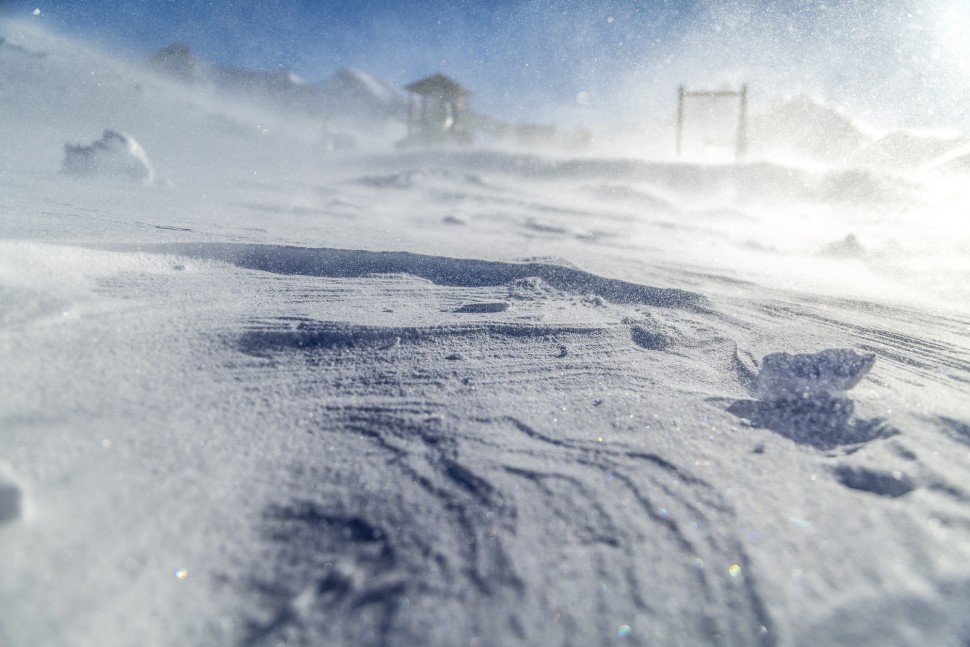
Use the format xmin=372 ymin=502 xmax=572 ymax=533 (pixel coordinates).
xmin=404 ymin=73 xmax=472 ymax=99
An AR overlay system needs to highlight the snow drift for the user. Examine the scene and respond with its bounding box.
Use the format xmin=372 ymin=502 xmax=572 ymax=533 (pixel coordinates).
xmin=751 ymin=349 xmax=876 ymax=401
xmin=2 ymin=20 xmax=970 ymax=647
xmin=62 ymin=129 xmax=155 ymax=184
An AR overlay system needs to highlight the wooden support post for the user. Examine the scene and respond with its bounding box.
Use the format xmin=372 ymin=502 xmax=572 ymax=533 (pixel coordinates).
xmin=677 ymin=83 xmax=749 ymax=161
xmin=736 ymin=84 xmax=748 ymax=161
xmin=676 ymin=85 xmax=685 ymax=158
xmin=407 ymin=95 xmax=414 ymax=136
xmin=420 ymin=96 xmax=428 ymax=136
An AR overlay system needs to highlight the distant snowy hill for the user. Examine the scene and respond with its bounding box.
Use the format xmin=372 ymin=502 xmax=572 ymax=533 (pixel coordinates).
xmin=0 ymin=23 xmax=404 ymax=182
xmin=149 ymin=43 xmax=405 ymax=123
xmin=147 ymin=42 xmax=209 ymax=83
xmin=317 ymin=67 xmax=407 ymax=122
xmin=749 ymin=95 xmax=969 ymax=169
xmin=622 ymin=92 xmax=969 ymax=169
xmin=748 ymin=94 xmax=870 ymax=162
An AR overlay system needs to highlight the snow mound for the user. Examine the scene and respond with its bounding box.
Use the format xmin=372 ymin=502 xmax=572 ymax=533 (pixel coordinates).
xmin=130 ymin=242 xmax=709 ymax=310
xmin=752 ymin=348 xmax=875 ymax=400
xmin=147 ymin=43 xmax=404 ymax=126
xmin=730 ymin=349 xmax=888 ymax=450
xmin=63 ymin=130 xmax=155 ymax=184
xmin=323 ymin=67 xmax=399 ymax=106
xmin=318 ymin=67 xmax=406 ymax=124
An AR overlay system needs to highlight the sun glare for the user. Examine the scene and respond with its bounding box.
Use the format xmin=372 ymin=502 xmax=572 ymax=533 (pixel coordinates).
xmin=933 ymin=1 xmax=970 ymax=73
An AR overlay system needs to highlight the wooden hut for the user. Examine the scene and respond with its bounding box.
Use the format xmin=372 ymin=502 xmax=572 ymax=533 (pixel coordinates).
xmin=401 ymin=73 xmax=472 ymax=145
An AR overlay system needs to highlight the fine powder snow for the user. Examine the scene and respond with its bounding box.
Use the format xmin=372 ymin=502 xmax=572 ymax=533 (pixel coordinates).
xmin=1 ymin=20 xmax=970 ymax=647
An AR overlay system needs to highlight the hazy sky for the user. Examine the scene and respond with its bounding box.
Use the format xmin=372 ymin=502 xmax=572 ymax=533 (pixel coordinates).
xmin=4 ymin=0 xmax=697 ymax=116
xmin=4 ymin=0 xmax=969 ymax=129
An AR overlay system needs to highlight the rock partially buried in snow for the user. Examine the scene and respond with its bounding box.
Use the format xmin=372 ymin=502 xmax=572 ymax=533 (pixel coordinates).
xmin=752 ymin=348 xmax=875 ymax=400
xmin=63 ymin=130 xmax=155 ymax=184
xmin=0 ymin=479 xmax=22 ymax=524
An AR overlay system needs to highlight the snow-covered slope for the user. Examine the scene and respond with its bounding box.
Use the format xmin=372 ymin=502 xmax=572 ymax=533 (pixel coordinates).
xmin=2 ymin=22 xmax=970 ymax=647
xmin=150 ymin=43 xmax=406 ymax=125
xmin=748 ymin=94 xmax=870 ymax=162
xmin=608 ymin=92 xmax=970 ymax=172
xmin=317 ymin=67 xmax=406 ymax=121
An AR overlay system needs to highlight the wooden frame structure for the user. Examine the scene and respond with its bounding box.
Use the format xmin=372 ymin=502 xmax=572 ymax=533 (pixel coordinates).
xmin=403 ymin=73 xmax=472 ymax=144
xmin=676 ymin=84 xmax=748 ymax=160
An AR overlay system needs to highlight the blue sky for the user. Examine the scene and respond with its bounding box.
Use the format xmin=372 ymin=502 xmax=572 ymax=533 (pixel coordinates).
xmin=3 ymin=0 xmax=701 ymax=119
xmin=4 ymin=0 xmax=969 ymax=128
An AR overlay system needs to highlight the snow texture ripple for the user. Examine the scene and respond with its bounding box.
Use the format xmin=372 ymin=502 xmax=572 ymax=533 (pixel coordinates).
xmin=3 ymin=22 xmax=970 ymax=647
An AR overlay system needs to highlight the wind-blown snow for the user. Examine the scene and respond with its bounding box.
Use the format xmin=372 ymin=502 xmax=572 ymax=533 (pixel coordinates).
xmin=2 ymin=21 xmax=970 ymax=647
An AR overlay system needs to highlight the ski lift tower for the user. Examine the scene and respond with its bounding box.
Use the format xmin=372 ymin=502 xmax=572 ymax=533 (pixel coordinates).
xmin=676 ymin=84 xmax=749 ymax=161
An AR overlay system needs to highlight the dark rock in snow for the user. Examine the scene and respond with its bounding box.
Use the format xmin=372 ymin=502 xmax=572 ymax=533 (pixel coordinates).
xmin=0 ymin=479 xmax=22 ymax=523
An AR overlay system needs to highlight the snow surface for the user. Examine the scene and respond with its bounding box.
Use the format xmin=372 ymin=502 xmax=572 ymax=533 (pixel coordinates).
xmin=2 ymin=21 xmax=970 ymax=647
